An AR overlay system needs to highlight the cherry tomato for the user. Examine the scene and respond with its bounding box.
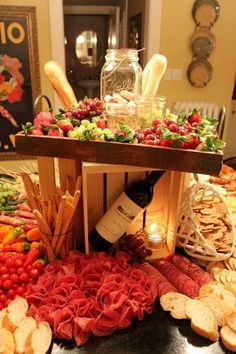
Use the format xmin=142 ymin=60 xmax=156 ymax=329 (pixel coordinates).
xmin=15 ymin=259 xmax=23 ymax=268
xmin=0 ymin=265 xmax=7 ymax=274
xmin=8 ymin=267 xmax=16 ymax=275
xmin=0 ymin=289 xmax=4 ymax=295
xmin=4 ymin=245 xmax=12 ymax=252
xmin=0 ymin=294 xmax=7 ymax=303
xmin=0 ymin=279 xmax=3 ymax=288
xmin=15 ymin=286 xmax=25 ymax=295
xmin=0 ymin=254 xmax=8 ymax=263
xmin=17 ymin=254 xmax=26 ymax=262
xmin=25 ymin=265 xmax=33 ymax=273
xmin=0 ymin=302 xmax=3 ymax=310
xmin=10 ymin=273 xmax=19 ymax=283
xmin=3 ymin=279 xmax=13 ymax=290
xmin=17 ymin=267 xmax=25 ymax=275
xmin=1 ymin=273 xmax=9 ymax=281
xmin=19 ymin=273 xmax=29 ymax=283
xmin=7 ymin=289 xmax=15 ymax=298
xmin=4 ymin=298 xmax=12 ymax=307
xmin=29 ymin=269 xmax=40 ymax=280
xmin=33 ymin=262 xmax=44 ymax=272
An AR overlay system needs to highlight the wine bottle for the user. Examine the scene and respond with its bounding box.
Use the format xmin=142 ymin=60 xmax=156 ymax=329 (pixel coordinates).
xmin=89 ymin=170 xmax=165 ymax=251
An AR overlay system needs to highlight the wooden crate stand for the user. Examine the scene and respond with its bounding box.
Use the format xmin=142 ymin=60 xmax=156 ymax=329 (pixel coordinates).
xmin=82 ymin=162 xmax=191 ymax=260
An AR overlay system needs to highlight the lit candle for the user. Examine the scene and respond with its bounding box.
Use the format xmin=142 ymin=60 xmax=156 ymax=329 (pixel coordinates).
xmin=145 ymin=223 xmax=166 ymax=249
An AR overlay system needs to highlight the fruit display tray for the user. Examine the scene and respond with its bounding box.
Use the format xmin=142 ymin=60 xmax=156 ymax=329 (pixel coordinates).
xmin=15 ymin=133 xmax=223 ymax=176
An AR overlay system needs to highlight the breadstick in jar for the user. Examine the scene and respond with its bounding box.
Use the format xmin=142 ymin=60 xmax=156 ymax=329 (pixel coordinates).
xmin=142 ymin=54 xmax=167 ymax=96
xmin=44 ymin=61 xmax=77 ymax=110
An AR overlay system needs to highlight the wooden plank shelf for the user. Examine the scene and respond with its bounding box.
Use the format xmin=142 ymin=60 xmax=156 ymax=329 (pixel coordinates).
xmin=15 ymin=133 xmax=223 ymax=176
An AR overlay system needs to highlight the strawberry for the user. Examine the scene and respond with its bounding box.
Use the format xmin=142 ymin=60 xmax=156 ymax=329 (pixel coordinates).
xmin=47 ymin=127 xmax=64 ymax=136
xmin=96 ymin=118 xmax=106 ymax=130
xmin=22 ymin=122 xmax=43 ymax=136
xmin=183 ymin=135 xmax=200 ymax=149
xmin=57 ymin=119 xmax=74 ymax=135
xmin=187 ymin=110 xmax=202 ymax=125
xmin=34 ymin=112 xmax=54 ymax=128
xmin=29 ymin=127 xmax=44 ymax=136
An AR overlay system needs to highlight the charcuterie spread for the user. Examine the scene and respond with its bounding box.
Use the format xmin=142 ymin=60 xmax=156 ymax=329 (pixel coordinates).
xmin=1 ymin=50 xmax=235 ymax=354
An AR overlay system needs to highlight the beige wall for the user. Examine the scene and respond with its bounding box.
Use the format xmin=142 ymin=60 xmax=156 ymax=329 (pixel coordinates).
xmin=157 ymin=0 xmax=236 ymax=139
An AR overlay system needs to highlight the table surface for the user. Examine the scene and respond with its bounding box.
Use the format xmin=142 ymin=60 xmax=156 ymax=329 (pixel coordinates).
xmin=50 ymin=304 xmax=232 ymax=354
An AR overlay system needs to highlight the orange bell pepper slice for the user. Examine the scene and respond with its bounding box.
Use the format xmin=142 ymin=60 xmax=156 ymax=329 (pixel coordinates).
xmin=26 ymin=227 xmax=42 ymax=242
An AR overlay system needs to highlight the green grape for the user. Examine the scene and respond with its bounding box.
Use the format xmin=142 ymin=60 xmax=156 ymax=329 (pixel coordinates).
xmin=0 ymin=197 xmax=6 ymax=205
xmin=68 ymin=130 xmax=78 ymax=138
xmin=88 ymin=123 xmax=97 ymax=130
xmin=81 ymin=119 xmax=90 ymax=127
xmin=8 ymin=190 xmax=15 ymax=197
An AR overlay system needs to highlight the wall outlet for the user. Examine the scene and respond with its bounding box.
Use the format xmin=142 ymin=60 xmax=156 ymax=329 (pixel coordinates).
xmin=172 ymin=69 xmax=183 ymax=80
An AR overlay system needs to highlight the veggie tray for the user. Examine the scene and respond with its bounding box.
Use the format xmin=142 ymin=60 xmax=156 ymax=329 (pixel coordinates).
xmin=15 ymin=133 xmax=222 ymax=176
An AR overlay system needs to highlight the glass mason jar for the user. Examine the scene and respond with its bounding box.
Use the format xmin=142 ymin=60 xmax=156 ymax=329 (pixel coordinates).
xmin=135 ymin=95 xmax=167 ymax=129
xmin=100 ymin=48 xmax=142 ymax=101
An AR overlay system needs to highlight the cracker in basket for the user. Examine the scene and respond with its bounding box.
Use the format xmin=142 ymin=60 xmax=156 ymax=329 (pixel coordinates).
xmin=192 ymin=197 xmax=233 ymax=254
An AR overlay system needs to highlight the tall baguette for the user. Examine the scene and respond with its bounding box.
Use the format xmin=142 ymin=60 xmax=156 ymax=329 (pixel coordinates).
xmin=142 ymin=54 xmax=167 ymax=96
xmin=44 ymin=61 xmax=77 ymax=110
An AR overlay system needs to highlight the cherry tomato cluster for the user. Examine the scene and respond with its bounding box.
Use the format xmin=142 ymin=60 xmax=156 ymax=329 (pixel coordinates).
xmin=0 ymin=248 xmax=44 ymax=310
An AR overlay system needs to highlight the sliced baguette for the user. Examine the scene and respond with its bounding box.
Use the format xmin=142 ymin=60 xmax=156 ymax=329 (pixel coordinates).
xmin=224 ymin=310 xmax=236 ymax=332
xmin=224 ymin=282 xmax=236 ymax=296
xmin=220 ymin=325 xmax=236 ymax=352
xmin=218 ymin=289 xmax=236 ymax=309
xmin=2 ymin=297 xmax=28 ymax=332
xmin=186 ymin=299 xmax=219 ymax=342
xmin=25 ymin=321 xmax=52 ymax=354
xmin=142 ymin=54 xmax=167 ymax=96
xmin=0 ymin=327 xmax=14 ymax=354
xmin=199 ymin=281 xmax=224 ymax=297
xmin=198 ymin=294 xmax=226 ymax=327
xmin=0 ymin=308 xmax=7 ymax=327
xmin=14 ymin=316 xmax=37 ymax=354
xmin=160 ymin=292 xmax=189 ymax=319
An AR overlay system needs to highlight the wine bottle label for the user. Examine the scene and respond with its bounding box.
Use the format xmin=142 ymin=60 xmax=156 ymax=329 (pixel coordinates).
xmin=96 ymin=192 xmax=143 ymax=243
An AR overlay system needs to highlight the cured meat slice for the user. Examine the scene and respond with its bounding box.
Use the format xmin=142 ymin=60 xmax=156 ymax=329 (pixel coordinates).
xmin=154 ymin=260 xmax=200 ymax=298
xmin=139 ymin=263 xmax=178 ymax=298
xmin=25 ymin=250 xmax=157 ymax=347
xmin=171 ymin=254 xmax=213 ymax=287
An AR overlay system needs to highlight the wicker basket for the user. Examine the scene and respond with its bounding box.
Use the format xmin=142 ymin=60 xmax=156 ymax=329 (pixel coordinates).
xmin=177 ymin=182 xmax=235 ymax=261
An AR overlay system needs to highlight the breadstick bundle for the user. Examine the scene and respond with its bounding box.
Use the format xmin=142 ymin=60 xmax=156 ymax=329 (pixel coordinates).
xmin=21 ymin=173 xmax=81 ymax=262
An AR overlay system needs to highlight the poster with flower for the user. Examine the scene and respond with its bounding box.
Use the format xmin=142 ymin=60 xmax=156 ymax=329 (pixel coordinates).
xmin=0 ymin=6 xmax=41 ymax=158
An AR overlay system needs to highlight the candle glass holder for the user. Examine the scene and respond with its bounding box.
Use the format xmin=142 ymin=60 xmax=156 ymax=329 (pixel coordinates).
xmin=144 ymin=222 xmax=167 ymax=249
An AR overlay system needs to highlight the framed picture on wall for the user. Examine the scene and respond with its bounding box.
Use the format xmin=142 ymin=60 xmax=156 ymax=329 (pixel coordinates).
xmin=0 ymin=5 xmax=41 ymax=160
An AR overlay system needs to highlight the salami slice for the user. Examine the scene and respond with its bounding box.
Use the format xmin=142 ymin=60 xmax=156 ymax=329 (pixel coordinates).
xmin=171 ymin=254 xmax=213 ymax=287
xmin=154 ymin=260 xmax=200 ymax=298
xmin=139 ymin=263 xmax=178 ymax=298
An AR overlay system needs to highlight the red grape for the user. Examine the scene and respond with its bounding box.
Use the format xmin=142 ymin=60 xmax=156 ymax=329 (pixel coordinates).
xmin=145 ymin=134 xmax=155 ymax=141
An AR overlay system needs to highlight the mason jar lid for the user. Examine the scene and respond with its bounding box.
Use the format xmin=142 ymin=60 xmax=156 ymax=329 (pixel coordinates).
xmin=105 ymin=48 xmax=139 ymax=61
